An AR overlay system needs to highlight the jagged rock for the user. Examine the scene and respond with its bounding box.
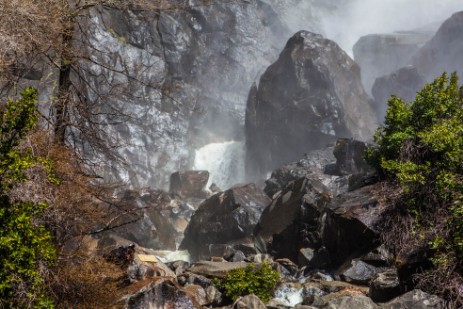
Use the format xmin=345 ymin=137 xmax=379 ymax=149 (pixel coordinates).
xmin=369 ymin=269 xmax=401 ymax=303
xmin=333 ymin=138 xmax=371 ymax=176
xmin=124 ymin=278 xmax=201 ymax=309
xmin=263 ymin=146 xmax=337 ymax=198
xmin=254 ymin=177 xmax=331 ymax=264
xmin=169 ymin=170 xmax=209 ymax=198
xmin=353 ymin=31 xmax=431 ymax=95
xmin=181 ymin=183 xmax=270 ymax=260
xmin=246 ymin=30 xmax=376 ymax=179
xmin=379 ymin=289 xmax=445 ymax=309
xmin=232 ymin=294 xmax=267 ymax=309
xmin=337 ymin=259 xmax=388 ymax=285
xmin=322 ymin=184 xmax=389 ymax=267
xmin=372 ymin=66 xmax=425 ymax=120
xmin=298 ymin=246 xmax=331 ymax=269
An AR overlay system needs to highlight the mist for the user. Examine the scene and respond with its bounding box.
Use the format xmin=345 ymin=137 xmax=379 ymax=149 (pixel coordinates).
xmin=278 ymin=0 xmax=463 ymax=56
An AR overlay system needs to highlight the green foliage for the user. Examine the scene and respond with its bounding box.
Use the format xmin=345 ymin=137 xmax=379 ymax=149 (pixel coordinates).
xmin=0 ymin=88 xmax=56 ymax=308
xmin=366 ymin=72 xmax=463 ymax=268
xmin=214 ymin=262 xmax=280 ymax=303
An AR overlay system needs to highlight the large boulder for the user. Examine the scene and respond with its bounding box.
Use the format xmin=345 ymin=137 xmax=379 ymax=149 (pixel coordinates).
xmin=322 ymin=184 xmax=389 ymax=267
xmin=180 ymin=184 xmax=271 ymax=260
xmin=245 ymin=31 xmax=376 ymax=179
xmin=254 ymin=177 xmax=331 ymax=264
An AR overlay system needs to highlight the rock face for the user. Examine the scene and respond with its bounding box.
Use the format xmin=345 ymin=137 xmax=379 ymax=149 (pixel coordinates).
xmin=353 ymin=31 xmax=431 ymax=96
xmin=180 ymin=184 xmax=271 ymax=260
xmin=371 ymin=11 xmax=463 ymax=121
xmin=246 ymin=31 xmax=377 ymax=179
xmin=372 ymin=66 xmax=426 ymax=119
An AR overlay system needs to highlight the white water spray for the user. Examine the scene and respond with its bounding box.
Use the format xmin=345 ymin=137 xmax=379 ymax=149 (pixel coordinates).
xmin=193 ymin=141 xmax=245 ymax=190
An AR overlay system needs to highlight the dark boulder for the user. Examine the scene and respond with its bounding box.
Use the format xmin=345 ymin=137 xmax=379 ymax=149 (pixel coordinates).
xmin=254 ymin=177 xmax=331 ymax=264
xmin=245 ymin=30 xmax=377 ymax=180
xmin=322 ymin=184 xmax=389 ymax=267
xmin=169 ymin=170 xmax=209 ymax=198
xmin=337 ymin=259 xmax=388 ymax=285
xmin=180 ymin=184 xmax=271 ymax=260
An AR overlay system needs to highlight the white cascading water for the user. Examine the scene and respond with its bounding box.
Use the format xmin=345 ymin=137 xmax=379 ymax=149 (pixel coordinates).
xmin=193 ymin=141 xmax=245 ymax=191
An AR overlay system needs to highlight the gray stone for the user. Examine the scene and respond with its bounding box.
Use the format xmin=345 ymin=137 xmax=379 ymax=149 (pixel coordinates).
xmin=321 ymin=295 xmax=378 ymax=309
xmin=187 ymin=261 xmax=248 ymax=278
xmin=379 ymin=289 xmax=445 ymax=309
xmin=232 ymin=294 xmax=266 ymax=309
xmin=338 ymin=260 xmax=388 ymax=285
xmin=369 ymin=269 xmax=401 ymax=303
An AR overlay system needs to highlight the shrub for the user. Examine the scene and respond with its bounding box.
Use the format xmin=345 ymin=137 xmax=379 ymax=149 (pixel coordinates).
xmin=0 ymin=88 xmax=56 ymax=308
xmin=214 ymin=262 xmax=280 ymax=303
xmin=366 ymin=72 xmax=463 ymax=304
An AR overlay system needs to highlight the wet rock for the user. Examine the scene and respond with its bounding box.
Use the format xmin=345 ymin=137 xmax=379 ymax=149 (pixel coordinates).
xmin=254 ymin=177 xmax=331 ymax=264
xmin=338 ymin=259 xmax=388 ymax=285
xmin=369 ymin=269 xmax=401 ymax=303
xmin=166 ymin=260 xmax=190 ymax=276
xmin=169 ymin=170 xmax=209 ymax=198
xmin=379 ymin=289 xmax=445 ymax=309
xmin=181 ymin=183 xmax=270 ymax=260
xmin=125 ymin=278 xmax=201 ymax=309
xmin=246 ymin=30 xmax=376 ymax=179
xmin=232 ymin=294 xmax=266 ymax=309
xmin=333 ymin=138 xmax=371 ymax=176
xmin=322 ymin=184 xmax=389 ymax=267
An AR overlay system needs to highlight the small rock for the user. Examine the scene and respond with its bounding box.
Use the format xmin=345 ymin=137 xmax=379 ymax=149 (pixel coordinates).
xmin=369 ymin=269 xmax=401 ymax=303
xmin=232 ymin=294 xmax=266 ymax=309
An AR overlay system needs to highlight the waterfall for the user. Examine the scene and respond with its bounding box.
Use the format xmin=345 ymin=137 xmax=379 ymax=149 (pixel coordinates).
xmin=193 ymin=141 xmax=245 ymax=190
